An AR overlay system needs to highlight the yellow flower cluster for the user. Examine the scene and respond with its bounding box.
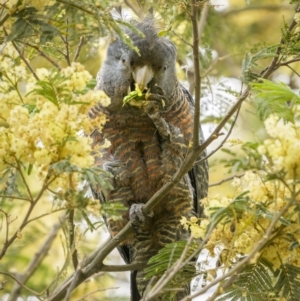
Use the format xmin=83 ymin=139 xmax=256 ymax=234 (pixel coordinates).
xmin=0 ymin=43 xmax=27 ymax=120
xmin=61 ymin=62 xmax=93 ymax=91
xmin=0 ymin=43 xmax=110 ymax=193
xmin=180 ymin=216 xmax=209 ymax=239
xmin=258 ymin=114 xmax=300 ymax=180
xmin=183 ymin=167 xmax=300 ymax=269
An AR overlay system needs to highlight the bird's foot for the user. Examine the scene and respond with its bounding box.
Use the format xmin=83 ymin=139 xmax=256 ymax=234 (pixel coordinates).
xmin=143 ymin=92 xmax=167 ymax=113
xmin=129 ymin=204 xmax=154 ymax=231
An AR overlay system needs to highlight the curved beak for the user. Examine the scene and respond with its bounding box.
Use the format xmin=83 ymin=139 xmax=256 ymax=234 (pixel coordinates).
xmin=132 ymin=65 xmax=154 ymax=92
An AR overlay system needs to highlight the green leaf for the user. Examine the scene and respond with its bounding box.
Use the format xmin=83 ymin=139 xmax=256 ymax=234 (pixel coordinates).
xmin=251 ymin=45 xmax=278 ymax=62
xmin=157 ymin=25 xmax=172 ymax=37
xmin=27 ymin=164 xmax=33 ymax=175
xmin=241 ymin=52 xmax=259 ymax=83
xmin=26 ymin=72 xmax=73 ymax=107
xmin=216 ymin=257 xmax=274 ymax=301
xmin=251 ymin=79 xmax=300 ymax=122
xmin=100 ymin=202 xmax=127 ymax=219
xmin=274 ymin=263 xmax=300 ymax=300
xmin=146 ymin=241 xmax=197 ymax=277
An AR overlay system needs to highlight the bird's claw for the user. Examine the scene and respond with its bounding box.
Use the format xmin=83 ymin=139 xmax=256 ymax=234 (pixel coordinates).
xmin=129 ymin=204 xmax=153 ymax=230
xmin=143 ymin=95 xmax=167 ymax=115
xmin=145 ymin=93 xmax=166 ymax=109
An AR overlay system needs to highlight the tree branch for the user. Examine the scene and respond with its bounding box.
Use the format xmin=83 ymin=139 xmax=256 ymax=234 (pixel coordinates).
xmin=191 ymin=0 xmax=201 ymax=149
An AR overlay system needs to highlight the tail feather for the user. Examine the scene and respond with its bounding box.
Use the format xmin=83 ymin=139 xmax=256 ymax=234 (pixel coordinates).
xmin=131 ymin=270 xmax=141 ymax=301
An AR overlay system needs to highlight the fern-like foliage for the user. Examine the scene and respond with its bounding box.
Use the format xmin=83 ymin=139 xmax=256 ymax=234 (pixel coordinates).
xmin=274 ymin=263 xmax=300 ymax=301
xmin=145 ymin=240 xmax=198 ymax=300
xmin=216 ymin=257 xmax=274 ymax=301
xmin=251 ymin=79 xmax=300 ymax=123
xmin=241 ymin=46 xmax=278 ymax=84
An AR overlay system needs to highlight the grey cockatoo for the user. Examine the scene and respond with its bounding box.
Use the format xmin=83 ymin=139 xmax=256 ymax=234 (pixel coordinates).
xmin=89 ymin=17 xmax=208 ymax=301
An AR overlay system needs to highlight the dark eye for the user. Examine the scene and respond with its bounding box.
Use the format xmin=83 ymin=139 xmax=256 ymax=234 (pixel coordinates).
xmin=164 ymin=66 xmax=167 ymax=71
xmin=122 ymin=58 xmax=126 ymax=63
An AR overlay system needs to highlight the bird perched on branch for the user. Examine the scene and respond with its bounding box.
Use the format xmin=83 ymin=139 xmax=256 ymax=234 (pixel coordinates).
xmin=89 ymin=16 xmax=208 ymax=301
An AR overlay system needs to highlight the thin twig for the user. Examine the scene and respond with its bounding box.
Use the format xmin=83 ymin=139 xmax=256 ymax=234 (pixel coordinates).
xmin=60 ymin=18 xmax=71 ymax=66
xmin=21 ymin=42 xmax=62 ymax=70
xmin=0 ymin=272 xmax=42 ymax=298
xmin=15 ymin=159 xmax=34 ymax=202
xmin=202 ymin=54 xmax=234 ymax=78
xmin=278 ymin=56 xmax=300 ymax=67
xmin=196 ymin=102 xmax=242 ymax=164
xmin=209 ymin=171 xmax=249 ymax=187
xmin=68 ymin=209 xmax=79 ymax=270
xmin=2 ymin=28 xmax=39 ymax=81
xmin=0 ymin=12 xmax=9 ymax=27
xmin=285 ymin=64 xmax=300 ymax=78
xmin=73 ymin=287 xmax=119 ymax=301
xmin=171 ymin=30 xmax=193 ymax=47
xmin=72 ymin=36 xmax=85 ymax=62
xmin=0 ymin=195 xmax=31 ymax=201
xmin=0 ymin=209 xmax=9 ymax=247
xmin=24 ymin=208 xmax=66 ymax=226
